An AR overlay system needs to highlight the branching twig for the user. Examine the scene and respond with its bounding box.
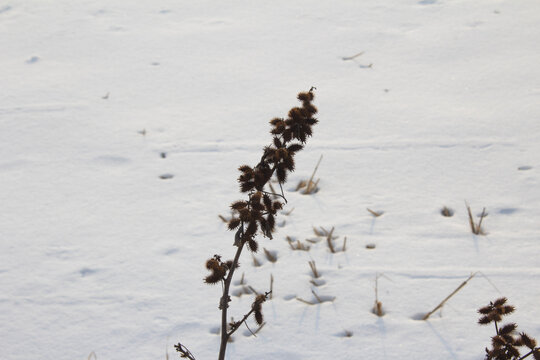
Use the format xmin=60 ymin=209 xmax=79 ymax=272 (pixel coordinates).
xmin=227 ymin=291 xmax=272 ymax=337
xmin=174 ymin=343 xmax=196 ymax=360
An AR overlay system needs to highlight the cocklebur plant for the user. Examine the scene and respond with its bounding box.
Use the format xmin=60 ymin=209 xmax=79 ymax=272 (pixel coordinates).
xmin=478 ymin=297 xmax=540 ymax=360
xmin=176 ymin=89 xmax=318 ymax=360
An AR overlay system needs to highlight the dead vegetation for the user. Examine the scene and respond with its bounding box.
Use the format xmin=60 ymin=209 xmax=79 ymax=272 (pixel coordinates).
xmin=295 ymin=155 xmax=322 ymax=194
xmin=422 ymin=273 xmax=476 ymax=320
xmin=466 ymin=202 xmax=487 ymax=235
xmin=311 ymin=226 xmax=347 ymax=253
xmin=441 ymin=206 xmax=454 ymax=217
xmin=286 ymin=236 xmax=310 ymax=251
xmin=367 ymin=208 xmax=384 ymax=217
xmin=372 ymin=273 xmax=391 ymax=317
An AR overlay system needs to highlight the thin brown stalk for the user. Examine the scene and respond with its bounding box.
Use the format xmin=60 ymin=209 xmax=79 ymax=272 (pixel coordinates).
xmin=296 ymin=297 xmax=315 ymax=305
xmin=304 ymin=155 xmax=323 ymax=194
xmin=263 ymin=248 xmax=277 ymax=263
xmin=308 ymin=260 xmax=320 ymax=278
xmin=218 ymin=215 xmax=228 ymax=223
xmin=311 ymin=289 xmax=323 ymax=303
xmin=313 ymin=226 xmax=325 ymax=236
xmin=326 ymin=226 xmax=335 ymax=253
xmin=218 ymin=243 xmax=246 ymax=359
xmin=422 ymin=273 xmax=476 ymax=320
xmin=367 ymin=208 xmax=383 ymax=217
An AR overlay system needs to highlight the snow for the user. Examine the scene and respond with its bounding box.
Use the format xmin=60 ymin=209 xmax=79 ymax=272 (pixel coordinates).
xmin=1 ymin=1 xmax=539 ymax=359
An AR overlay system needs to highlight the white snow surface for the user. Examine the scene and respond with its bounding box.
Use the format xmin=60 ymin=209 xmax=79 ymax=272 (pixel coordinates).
xmin=1 ymin=1 xmax=540 ymax=359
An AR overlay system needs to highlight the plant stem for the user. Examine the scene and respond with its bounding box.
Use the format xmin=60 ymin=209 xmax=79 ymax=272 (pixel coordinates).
xmin=517 ymin=348 xmax=539 ymax=360
xmin=218 ymin=242 xmax=245 ymax=360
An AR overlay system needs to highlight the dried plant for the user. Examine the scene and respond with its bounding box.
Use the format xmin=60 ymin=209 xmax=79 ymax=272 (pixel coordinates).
xmin=263 ymin=248 xmax=277 ymax=263
xmin=478 ymin=298 xmax=539 ymax=360
xmin=441 ymin=206 xmax=454 ymax=217
xmin=309 ymin=226 xmax=347 ymax=253
xmin=286 ymin=236 xmax=311 ymax=251
xmin=372 ymin=273 xmax=389 ymax=317
xmin=296 ymin=289 xmax=335 ymax=305
xmin=367 ymin=208 xmax=384 ymax=217
xmin=422 ymin=273 xmax=476 ymax=320
xmin=296 ymin=154 xmax=323 ymax=194
xmin=467 ymin=202 xmax=487 ymax=235
xmin=177 ymin=89 xmax=318 ymax=360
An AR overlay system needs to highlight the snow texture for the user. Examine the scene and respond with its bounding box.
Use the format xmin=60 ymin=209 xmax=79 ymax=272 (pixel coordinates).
xmin=1 ymin=1 xmax=539 ymax=359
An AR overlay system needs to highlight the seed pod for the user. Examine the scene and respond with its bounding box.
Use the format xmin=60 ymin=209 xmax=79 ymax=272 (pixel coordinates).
xmin=247 ymin=239 xmax=258 ymax=252
xmin=228 ymin=218 xmax=241 ymax=230
xmin=254 ymin=310 xmax=263 ymax=325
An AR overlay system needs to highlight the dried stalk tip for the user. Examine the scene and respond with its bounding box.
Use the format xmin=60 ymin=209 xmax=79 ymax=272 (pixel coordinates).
xmin=441 ymin=206 xmax=454 ymax=217
xmin=466 ymin=203 xmax=487 ymax=235
xmin=373 ymin=301 xmax=385 ymax=317
xmin=175 ymin=343 xmax=196 ymax=360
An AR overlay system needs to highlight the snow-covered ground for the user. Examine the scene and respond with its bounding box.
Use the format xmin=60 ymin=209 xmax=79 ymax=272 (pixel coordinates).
xmin=1 ymin=1 xmax=539 ymax=359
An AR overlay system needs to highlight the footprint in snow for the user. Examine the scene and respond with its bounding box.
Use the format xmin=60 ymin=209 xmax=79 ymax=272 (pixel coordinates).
xmin=498 ymin=208 xmax=518 ymax=215
xmin=79 ymin=268 xmax=98 ymax=277
xmin=92 ymin=155 xmax=130 ymax=166
xmin=26 ymin=56 xmax=40 ymax=64
xmin=0 ymin=5 xmax=12 ymax=14
xmin=163 ymin=248 xmax=179 ymax=255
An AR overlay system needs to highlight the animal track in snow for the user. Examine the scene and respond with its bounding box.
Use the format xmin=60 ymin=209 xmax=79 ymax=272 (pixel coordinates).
xmin=0 ymin=5 xmax=12 ymax=14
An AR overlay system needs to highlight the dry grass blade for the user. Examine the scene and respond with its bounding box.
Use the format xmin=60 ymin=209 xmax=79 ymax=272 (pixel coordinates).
xmin=218 ymin=215 xmax=229 ymax=223
xmin=342 ymin=236 xmax=347 ymax=252
xmin=466 ymin=202 xmax=487 ymax=235
xmin=263 ymin=248 xmax=277 ymax=263
xmin=313 ymin=226 xmax=325 ymax=237
xmin=286 ymin=236 xmax=295 ymax=250
xmin=342 ymin=51 xmax=364 ymax=61
xmin=308 ymin=260 xmax=320 ymax=278
xmin=296 ymin=297 xmax=316 ymax=305
xmin=251 ymin=254 xmax=261 ymax=267
xmin=372 ymin=273 xmax=387 ymax=317
xmin=297 ymin=154 xmax=323 ymax=194
xmin=296 ymin=240 xmax=310 ymax=251
xmin=367 ymin=208 xmax=384 ymax=217
xmin=287 ymin=236 xmax=310 ymax=251
xmin=88 ymin=352 xmax=97 ymax=360
xmin=373 ymin=301 xmax=384 ymax=317
xmin=422 ymin=273 xmax=476 ymax=320
xmin=311 ymin=289 xmax=323 ymax=303
xmin=326 ymin=226 xmax=336 ymax=253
